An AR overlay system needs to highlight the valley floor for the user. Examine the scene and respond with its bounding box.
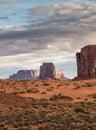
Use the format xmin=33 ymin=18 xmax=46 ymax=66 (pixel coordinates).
xmin=0 ymin=79 xmax=96 ymax=130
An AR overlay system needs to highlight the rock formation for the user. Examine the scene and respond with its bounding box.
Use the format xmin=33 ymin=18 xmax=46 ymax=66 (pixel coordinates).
xmin=9 ymin=63 xmax=67 ymax=80
xmin=39 ymin=63 xmax=56 ymax=79
xmin=9 ymin=70 xmax=38 ymax=80
xmin=55 ymin=70 xmax=66 ymax=80
xmin=76 ymin=45 xmax=96 ymax=79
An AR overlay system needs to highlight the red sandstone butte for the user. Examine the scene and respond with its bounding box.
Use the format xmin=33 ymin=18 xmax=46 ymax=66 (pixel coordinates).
xmin=39 ymin=63 xmax=56 ymax=80
xmin=76 ymin=45 xmax=96 ymax=79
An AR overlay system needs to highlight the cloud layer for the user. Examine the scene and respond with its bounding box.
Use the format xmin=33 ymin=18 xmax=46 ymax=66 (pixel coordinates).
xmin=0 ymin=1 xmax=96 ymax=56
xmin=0 ymin=1 xmax=96 ymax=78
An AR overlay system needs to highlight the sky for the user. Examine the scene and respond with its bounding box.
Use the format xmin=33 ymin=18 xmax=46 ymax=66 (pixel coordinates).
xmin=0 ymin=0 xmax=96 ymax=79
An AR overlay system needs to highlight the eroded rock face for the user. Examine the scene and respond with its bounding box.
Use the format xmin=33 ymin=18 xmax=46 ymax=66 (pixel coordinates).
xmin=76 ymin=45 xmax=96 ymax=79
xmin=39 ymin=63 xmax=56 ymax=79
xmin=55 ymin=70 xmax=65 ymax=80
xmin=9 ymin=70 xmax=38 ymax=80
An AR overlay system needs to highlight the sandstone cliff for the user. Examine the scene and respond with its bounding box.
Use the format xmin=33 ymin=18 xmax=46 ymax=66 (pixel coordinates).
xmin=39 ymin=63 xmax=67 ymax=80
xmin=76 ymin=45 xmax=96 ymax=79
xmin=39 ymin=63 xmax=56 ymax=80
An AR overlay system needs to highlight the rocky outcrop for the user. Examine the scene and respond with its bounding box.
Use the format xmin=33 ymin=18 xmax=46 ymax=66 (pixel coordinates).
xmin=76 ymin=45 xmax=96 ymax=79
xmin=9 ymin=63 xmax=67 ymax=80
xmin=39 ymin=63 xmax=56 ymax=79
xmin=55 ymin=70 xmax=67 ymax=80
xmin=9 ymin=70 xmax=38 ymax=80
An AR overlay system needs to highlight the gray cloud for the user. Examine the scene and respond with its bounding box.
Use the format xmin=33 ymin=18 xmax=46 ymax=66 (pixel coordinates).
xmin=0 ymin=17 xmax=8 ymax=20
xmin=0 ymin=0 xmax=15 ymax=3
xmin=28 ymin=2 xmax=96 ymax=29
xmin=0 ymin=2 xmax=96 ymax=56
xmin=0 ymin=1 xmax=96 ymax=78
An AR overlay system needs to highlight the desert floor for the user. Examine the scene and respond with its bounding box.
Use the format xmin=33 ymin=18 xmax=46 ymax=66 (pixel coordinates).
xmin=0 ymin=79 xmax=96 ymax=100
xmin=0 ymin=79 xmax=96 ymax=130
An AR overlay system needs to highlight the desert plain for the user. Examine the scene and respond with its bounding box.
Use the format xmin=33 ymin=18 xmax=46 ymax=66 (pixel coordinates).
xmin=0 ymin=79 xmax=96 ymax=130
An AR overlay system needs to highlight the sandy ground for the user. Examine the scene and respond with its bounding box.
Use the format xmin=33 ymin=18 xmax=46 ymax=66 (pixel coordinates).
xmin=0 ymin=79 xmax=96 ymax=100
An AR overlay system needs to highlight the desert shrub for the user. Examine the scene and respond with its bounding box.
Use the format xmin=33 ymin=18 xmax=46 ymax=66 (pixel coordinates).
xmin=82 ymin=82 xmax=95 ymax=87
xmin=13 ymin=122 xmax=19 ymax=128
xmin=30 ymin=82 xmax=34 ymax=85
xmin=43 ymin=83 xmax=50 ymax=86
xmin=35 ymin=84 xmax=39 ymax=87
xmin=57 ymin=84 xmax=61 ymax=87
xmin=73 ymin=82 xmax=78 ymax=86
xmin=91 ymin=93 xmax=96 ymax=99
xmin=39 ymin=98 xmax=49 ymax=107
xmin=41 ymin=91 xmax=47 ymax=94
xmin=46 ymin=88 xmax=52 ymax=91
xmin=74 ymin=108 xmax=87 ymax=114
xmin=0 ymin=123 xmax=5 ymax=129
xmin=73 ymin=85 xmax=81 ymax=90
xmin=50 ymin=93 xmax=73 ymax=100
xmin=10 ymin=91 xmax=18 ymax=95
xmin=18 ymin=127 xmax=32 ymax=130
xmin=19 ymin=91 xmax=26 ymax=94
xmin=17 ymin=121 xmax=26 ymax=127
xmin=65 ymin=83 xmax=70 ymax=85
xmin=84 ymin=98 xmax=89 ymax=102
xmin=90 ymin=123 xmax=96 ymax=130
xmin=26 ymin=88 xmax=39 ymax=93
xmin=76 ymin=125 xmax=89 ymax=130
xmin=40 ymin=111 xmax=47 ymax=118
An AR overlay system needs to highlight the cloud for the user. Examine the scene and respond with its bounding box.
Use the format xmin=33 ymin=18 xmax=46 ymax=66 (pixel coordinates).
xmin=0 ymin=1 xmax=96 ymax=56
xmin=0 ymin=1 xmax=96 ymax=78
xmin=0 ymin=17 xmax=8 ymax=20
xmin=0 ymin=0 xmax=15 ymax=3
xmin=0 ymin=0 xmax=19 ymax=15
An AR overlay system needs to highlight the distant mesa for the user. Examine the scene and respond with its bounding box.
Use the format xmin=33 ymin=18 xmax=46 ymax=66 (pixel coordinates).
xmin=9 ymin=63 xmax=67 ymax=80
xmin=9 ymin=45 xmax=96 ymax=80
xmin=9 ymin=70 xmax=38 ymax=80
xmin=39 ymin=63 xmax=67 ymax=80
xmin=76 ymin=45 xmax=96 ymax=79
